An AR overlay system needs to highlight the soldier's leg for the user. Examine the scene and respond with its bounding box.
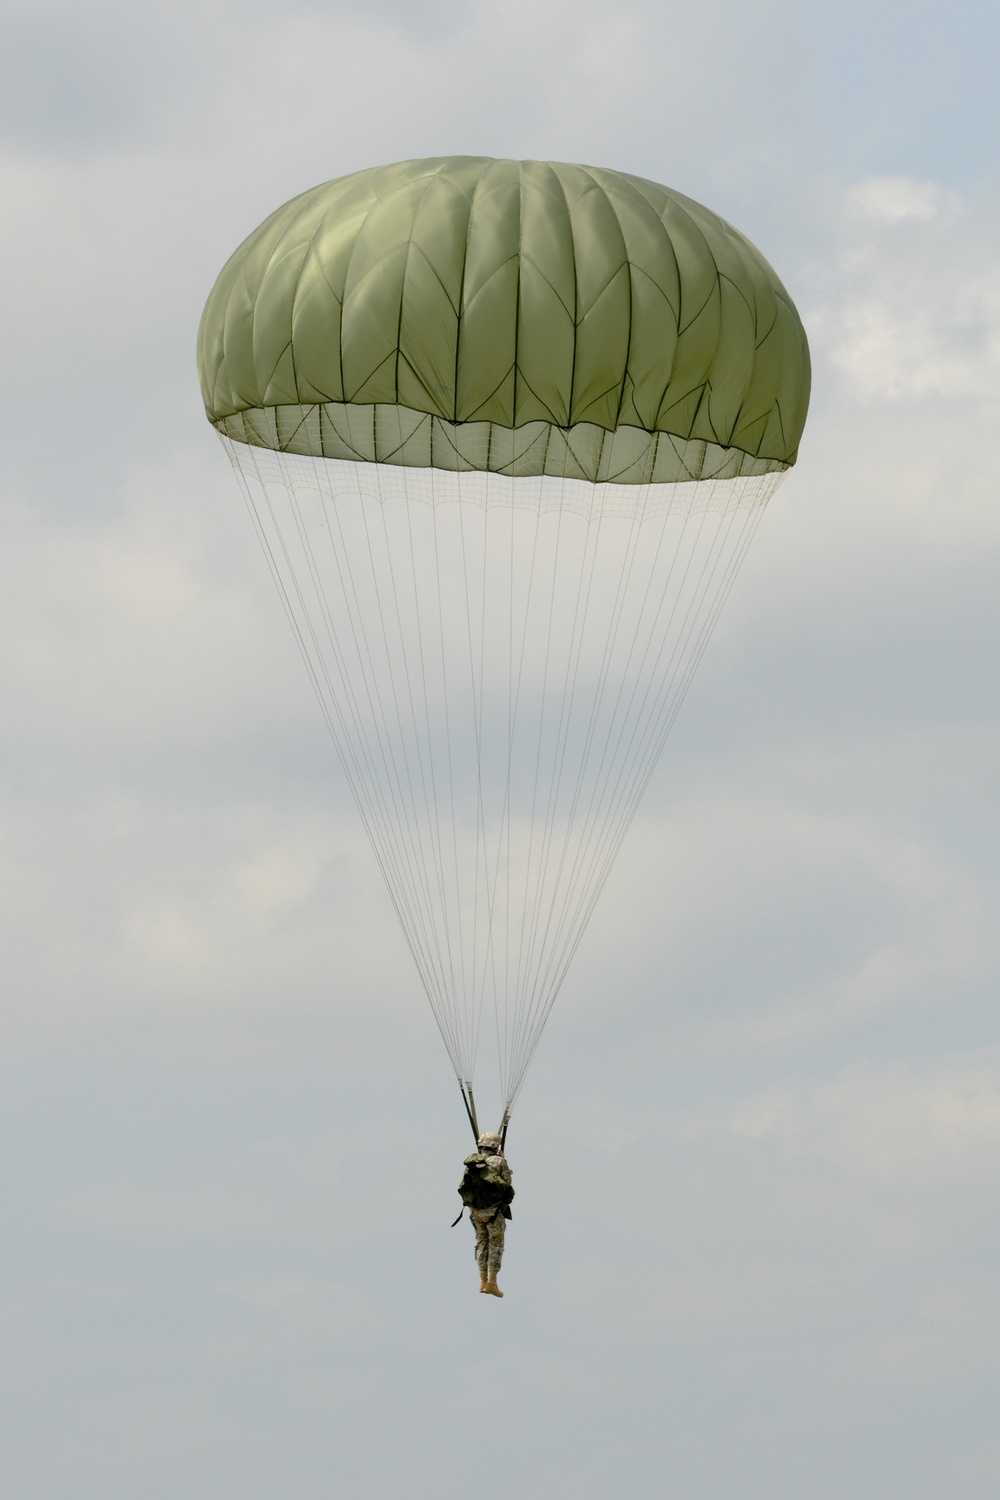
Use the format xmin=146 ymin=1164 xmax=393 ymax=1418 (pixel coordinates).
xmin=471 ymin=1210 xmax=489 ymax=1290
xmin=483 ymin=1212 xmax=506 ymax=1297
xmin=487 ymin=1213 xmax=505 ymax=1277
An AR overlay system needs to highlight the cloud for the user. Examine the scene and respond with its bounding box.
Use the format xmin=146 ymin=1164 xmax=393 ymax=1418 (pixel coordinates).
xmin=645 ymin=1053 xmax=1000 ymax=1264
xmin=572 ymin=788 xmax=985 ymax=1051
xmin=725 ymin=1056 xmax=1000 ymax=1187
xmin=848 ymin=175 xmax=949 ymax=224
xmin=809 ymin=177 xmax=1000 ymax=402
xmin=0 ymin=449 xmax=311 ymax=757
xmin=0 ymin=781 xmax=421 ymax=1052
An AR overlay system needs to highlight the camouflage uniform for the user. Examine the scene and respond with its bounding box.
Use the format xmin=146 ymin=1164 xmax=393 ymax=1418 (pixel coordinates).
xmin=471 ymin=1202 xmax=507 ymax=1278
xmin=462 ymin=1151 xmax=513 ymax=1279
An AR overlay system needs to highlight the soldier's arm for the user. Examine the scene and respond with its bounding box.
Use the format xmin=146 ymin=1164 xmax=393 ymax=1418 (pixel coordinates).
xmin=484 ymin=1155 xmax=514 ymax=1196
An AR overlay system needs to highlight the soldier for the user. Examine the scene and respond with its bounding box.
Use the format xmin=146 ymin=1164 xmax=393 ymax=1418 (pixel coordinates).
xmin=457 ymin=1131 xmax=514 ymax=1297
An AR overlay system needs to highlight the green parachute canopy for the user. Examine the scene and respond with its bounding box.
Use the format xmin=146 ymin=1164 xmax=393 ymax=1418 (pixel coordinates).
xmin=198 ymin=157 xmax=810 ymax=485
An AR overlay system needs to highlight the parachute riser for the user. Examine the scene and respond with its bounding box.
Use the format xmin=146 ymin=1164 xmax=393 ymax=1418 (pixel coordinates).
xmin=459 ymin=1085 xmax=512 ymax=1152
xmin=459 ymin=1080 xmax=480 ymax=1146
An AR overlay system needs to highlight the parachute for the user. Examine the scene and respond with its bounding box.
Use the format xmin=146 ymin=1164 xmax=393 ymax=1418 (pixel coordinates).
xmin=198 ymin=157 xmax=810 ymax=1142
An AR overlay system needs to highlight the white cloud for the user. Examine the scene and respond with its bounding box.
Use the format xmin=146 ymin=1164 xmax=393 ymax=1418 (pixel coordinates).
xmin=0 ymin=783 xmax=420 ymax=1051
xmin=0 ymin=449 xmax=311 ymax=755
xmin=848 ymin=175 xmax=949 ymax=224
xmin=577 ymin=788 xmax=985 ymax=1046
xmin=809 ymin=178 xmax=1000 ymax=401
xmin=725 ymin=1056 xmax=1000 ymax=1190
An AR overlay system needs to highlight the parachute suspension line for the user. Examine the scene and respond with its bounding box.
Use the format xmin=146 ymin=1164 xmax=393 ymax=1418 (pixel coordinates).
xmin=313 ymin=461 xmax=477 ymax=1077
xmin=223 ymin=441 xmax=783 ymax=1127
xmin=559 ymin=490 xmax=770 ymax=1072
xmin=229 ymin=446 xmax=473 ymax=1077
xmin=366 ymin=462 xmax=468 ymax=1073
xmin=499 ymin=489 xmax=520 ymax=1101
xmin=524 ymin=503 xmax=603 ymax=932
xmin=309 ymin=459 xmax=464 ymax=1067
xmin=293 ymin=461 xmax=439 ymax=990
xmin=488 ymin=477 xmax=548 ymax=1107
xmin=527 ymin=489 xmax=733 ymax=1017
xmin=505 ymin=490 xmax=675 ymax=1106
xmin=238 ymin=438 xmax=462 ymax=1082
xmin=491 ymin=489 xmax=621 ymax=1107
xmin=430 ymin=484 xmax=469 ymax=1071
xmin=498 ymin=474 xmax=780 ymax=1111
xmin=501 ymin=494 xmax=518 ymax=1108
xmin=590 ymin=493 xmax=769 ymax=890
xmin=227 ymin=444 xmax=434 ymax=994
xmin=503 ymin=476 xmax=641 ymax=1107
xmin=455 ymin=470 xmax=491 ymax=1083
xmin=529 ymin=494 xmax=771 ymax=1065
xmin=500 ymin=488 xmax=668 ymax=1105
xmin=505 ymin=468 xmax=569 ymax=1101
xmin=225 ymin=446 xmax=339 ymax=747
xmin=513 ymin=494 xmax=764 ymax=1106
xmin=586 ymin=496 xmax=771 ymax=903
xmin=509 ymin=472 xmax=572 ymax=1084
xmin=388 ymin=466 xmax=466 ymax=1072
xmin=527 ymin=496 xmax=680 ymax=1001
xmin=503 ymin=506 xmax=661 ymax=1110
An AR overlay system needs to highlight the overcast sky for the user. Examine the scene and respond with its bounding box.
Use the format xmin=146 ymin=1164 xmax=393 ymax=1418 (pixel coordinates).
xmin=1 ymin=2 xmax=999 ymax=1496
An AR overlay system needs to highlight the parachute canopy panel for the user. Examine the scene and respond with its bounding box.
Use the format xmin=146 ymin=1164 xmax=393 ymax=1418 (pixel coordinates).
xmin=198 ymin=157 xmax=810 ymax=484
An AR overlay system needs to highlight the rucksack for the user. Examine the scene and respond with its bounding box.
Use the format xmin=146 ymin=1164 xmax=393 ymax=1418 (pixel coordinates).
xmin=457 ymin=1152 xmax=514 ymax=1211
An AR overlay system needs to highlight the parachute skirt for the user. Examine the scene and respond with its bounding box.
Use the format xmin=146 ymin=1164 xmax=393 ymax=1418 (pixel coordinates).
xmin=223 ymin=436 xmax=784 ymax=1122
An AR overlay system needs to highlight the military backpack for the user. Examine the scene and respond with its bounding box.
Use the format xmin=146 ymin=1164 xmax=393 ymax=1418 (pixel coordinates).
xmin=457 ymin=1152 xmax=514 ymax=1213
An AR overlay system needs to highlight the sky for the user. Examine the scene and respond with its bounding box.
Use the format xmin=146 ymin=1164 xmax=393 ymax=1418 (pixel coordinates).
xmin=1 ymin=1 xmax=999 ymax=1495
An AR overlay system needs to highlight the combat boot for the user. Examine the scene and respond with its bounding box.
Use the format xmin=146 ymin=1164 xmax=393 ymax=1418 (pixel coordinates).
xmin=483 ymin=1274 xmax=504 ymax=1298
xmin=478 ymin=1267 xmax=488 ymax=1292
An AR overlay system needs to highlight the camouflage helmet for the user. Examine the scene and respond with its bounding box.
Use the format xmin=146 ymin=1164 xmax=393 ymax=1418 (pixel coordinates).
xmin=477 ymin=1132 xmax=503 ymax=1153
